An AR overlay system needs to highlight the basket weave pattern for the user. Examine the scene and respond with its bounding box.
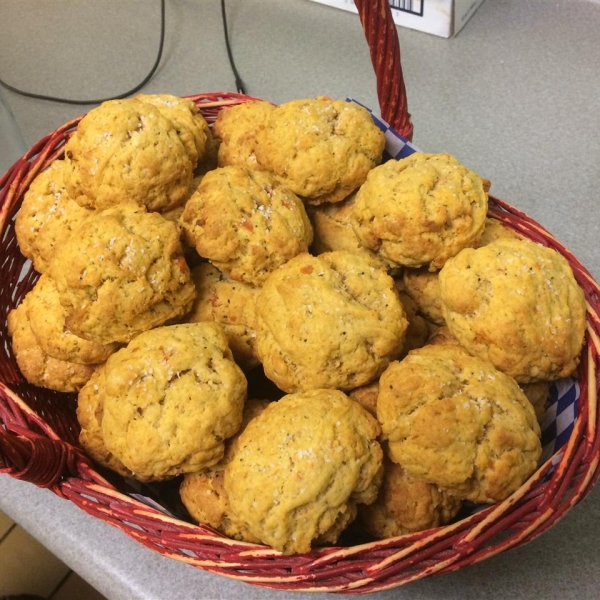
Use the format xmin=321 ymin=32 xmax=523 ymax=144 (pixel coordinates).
xmin=1 ymin=1 xmax=600 ymax=592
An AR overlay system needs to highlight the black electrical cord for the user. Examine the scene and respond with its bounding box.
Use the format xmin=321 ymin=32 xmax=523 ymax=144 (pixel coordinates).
xmin=0 ymin=0 xmax=166 ymax=105
xmin=220 ymin=0 xmax=246 ymax=94
xmin=0 ymin=0 xmax=247 ymax=104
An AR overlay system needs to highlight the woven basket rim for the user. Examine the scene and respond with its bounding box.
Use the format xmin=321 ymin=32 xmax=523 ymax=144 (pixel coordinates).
xmin=1 ymin=92 xmax=599 ymax=594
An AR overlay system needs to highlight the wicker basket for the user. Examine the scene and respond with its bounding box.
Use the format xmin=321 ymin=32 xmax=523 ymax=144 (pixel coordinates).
xmin=1 ymin=0 xmax=599 ymax=593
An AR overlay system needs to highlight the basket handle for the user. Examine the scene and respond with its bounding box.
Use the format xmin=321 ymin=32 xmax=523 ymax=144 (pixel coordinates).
xmin=354 ymin=0 xmax=413 ymax=141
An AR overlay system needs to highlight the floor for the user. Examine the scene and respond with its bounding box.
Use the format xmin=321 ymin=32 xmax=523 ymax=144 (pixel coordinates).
xmin=0 ymin=509 xmax=107 ymax=600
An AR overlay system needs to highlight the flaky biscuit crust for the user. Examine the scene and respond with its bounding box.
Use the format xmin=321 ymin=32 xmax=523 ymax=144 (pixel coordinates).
xmin=187 ymin=263 xmax=260 ymax=370
xmin=378 ymin=345 xmax=541 ymax=503
xmin=255 ymin=251 xmax=407 ymax=392
xmin=8 ymin=300 xmax=95 ymax=393
xmin=351 ymin=153 xmax=488 ymax=270
xmin=402 ymin=267 xmax=445 ymax=326
xmin=358 ymin=458 xmax=462 ymax=539
xmin=63 ymin=98 xmax=193 ymax=212
xmin=255 ymin=98 xmax=384 ymax=204
xmin=213 ymin=101 xmax=275 ymax=170
xmin=180 ymin=166 xmax=313 ymax=284
xmin=48 ymin=205 xmax=196 ymax=345
xmin=101 ymin=323 xmax=247 ymax=481
xmin=15 ymin=160 xmax=93 ymax=273
xmin=26 ymin=275 xmax=118 ymax=364
xmin=224 ymin=390 xmax=383 ymax=554
xmin=439 ymin=238 xmax=587 ymax=382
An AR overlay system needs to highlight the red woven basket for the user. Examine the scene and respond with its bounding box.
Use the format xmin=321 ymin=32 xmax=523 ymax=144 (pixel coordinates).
xmin=1 ymin=1 xmax=599 ymax=593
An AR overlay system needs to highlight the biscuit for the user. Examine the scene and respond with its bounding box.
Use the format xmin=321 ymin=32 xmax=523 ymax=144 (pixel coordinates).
xmin=63 ymin=98 xmax=193 ymax=212
xmin=101 ymin=323 xmax=247 ymax=481
xmin=351 ymin=153 xmax=488 ymax=270
xmin=135 ymin=93 xmax=210 ymax=166
xmin=48 ymin=205 xmax=196 ymax=345
xmin=348 ymin=380 xmax=379 ymax=418
xmin=439 ymin=238 xmax=587 ymax=382
xmin=15 ymin=160 xmax=93 ymax=273
xmin=520 ymin=381 xmax=551 ymax=424
xmin=179 ymin=399 xmax=269 ymax=542
xmin=377 ymin=345 xmax=542 ymax=503
xmin=402 ymin=268 xmax=445 ymax=326
xmin=26 ymin=274 xmax=118 ymax=364
xmin=475 ymin=217 xmax=521 ymax=248
xmin=254 ymin=98 xmax=385 ymax=205
xmin=358 ymin=458 xmax=462 ymax=539
xmin=224 ymin=389 xmax=383 ymax=554
xmin=308 ymin=193 xmax=393 ymax=271
xmin=213 ymin=100 xmax=275 ymax=170
xmin=254 ymin=251 xmax=407 ymax=392
xmin=186 ymin=263 xmax=260 ymax=370
xmin=393 ymin=280 xmax=430 ymax=355
xmin=180 ymin=166 xmax=313 ymax=284
xmin=7 ymin=299 xmax=95 ymax=393
xmin=77 ymin=367 xmax=133 ymax=478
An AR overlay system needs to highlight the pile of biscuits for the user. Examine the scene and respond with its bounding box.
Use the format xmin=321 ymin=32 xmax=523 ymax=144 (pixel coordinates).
xmin=7 ymin=94 xmax=587 ymax=555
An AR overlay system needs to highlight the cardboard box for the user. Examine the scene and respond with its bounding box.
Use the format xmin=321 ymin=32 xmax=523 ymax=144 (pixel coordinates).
xmin=308 ymin=0 xmax=485 ymax=38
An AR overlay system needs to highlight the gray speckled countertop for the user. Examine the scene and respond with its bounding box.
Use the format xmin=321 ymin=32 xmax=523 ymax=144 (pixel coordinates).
xmin=1 ymin=1 xmax=599 ymax=598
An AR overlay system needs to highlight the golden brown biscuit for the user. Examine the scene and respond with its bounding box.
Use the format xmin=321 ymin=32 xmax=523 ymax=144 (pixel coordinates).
xmin=77 ymin=367 xmax=133 ymax=477
xmin=402 ymin=268 xmax=445 ymax=326
xmin=135 ymin=93 xmax=210 ymax=166
xmin=63 ymin=98 xmax=193 ymax=212
xmin=186 ymin=263 xmax=260 ymax=370
xmin=475 ymin=217 xmax=521 ymax=248
xmin=308 ymin=193 xmax=393 ymax=271
xmin=348 ymin=381 xmax=379 ymax=418
xmin=7 ymin=299 xmax=95 ymax=392
xmin=213 ymin=100 xmax=275 ymax=170
xmin=15 ymin=160 xmax=93 ymax=273
xmin=351 ymin=153 xmax=488 ymax=270
xmin=180 ymin=166 xmax=313 ymax=284
xmin=378 ymin=345 xmax=541 ymax=503
xmin=224 ymin=389 xmax=383 ymax=554
xmin=358 ymin=458 xmax=462 ymax=539
xmin=48 ymin=205 xmax=196 ymax=345
xmin=254 ymin=251 xmax=407 ymax=392
xmin=520 ymin=381 xmax=551 ymax=424
xmin=101 ymin=323 xmax=247 ymax=481
xmin=26 ymin=274 xmax=118 ymax=364
xmin=439 ymin=238 xmax=587 ymax=382
xmin=179 ymin=399 xmax=269 ymax=542
xmin=393 ymin=281 xmax=430 ymax=356
xmin=254 ymin=98 xmax=385 ymax=205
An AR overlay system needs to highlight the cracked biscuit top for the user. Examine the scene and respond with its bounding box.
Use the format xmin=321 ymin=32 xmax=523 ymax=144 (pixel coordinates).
xmin=100 ymin=323 xmax=247 ymax=481
xmin=351 ymin=153 xmax=488 ymax=270
xmin=48 ymin=205 xmax=196 ymax=345
xmin=63 ymin=98 xmax=193 ymax=212
xmin=224 ymin=389 xmax=383 ymax=554
xmin=254 ymin=98 xmax=385 ymax=205
xmin=134 ymin=93 xmax=211 ymax=166
xmin=15 ymin=160 xmax=93 ymax=273
xmin=377 ymin=345 xmax=541 ymax=503
xmin=26 ymin=274 xmax=118 ymax=365
xmin=254 ymin=251 xmax=407 ymax=393
xmin=180 ymin=166 xmax=313 ymax=285
xmin=439 ymin=237 xmax=586 ymax=382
